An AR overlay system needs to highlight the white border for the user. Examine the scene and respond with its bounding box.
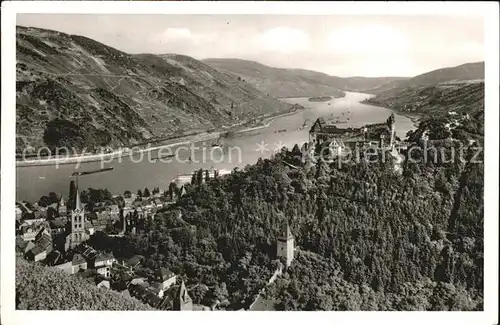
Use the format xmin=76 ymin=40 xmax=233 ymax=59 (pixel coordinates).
xmin=1 ymin=2 xmax=498 ymax=325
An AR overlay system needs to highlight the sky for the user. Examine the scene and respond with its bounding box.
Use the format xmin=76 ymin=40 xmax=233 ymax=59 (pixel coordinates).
xmin=17 ymin=14 xmax=484 ymax=77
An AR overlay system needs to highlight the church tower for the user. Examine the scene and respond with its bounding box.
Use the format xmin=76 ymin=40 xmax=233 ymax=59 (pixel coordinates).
xmin=65 ymin=186 xmax=88 ymax=251
xmin=277 ymin=222 xmax=294 ymax=267
xmin=174 ymin=280 xmax=193 ymax=311
xmin=58 ymin=194 xmax=67 ymax=216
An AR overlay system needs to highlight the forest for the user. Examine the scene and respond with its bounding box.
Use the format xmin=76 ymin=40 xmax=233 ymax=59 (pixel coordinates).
xmin=16 ymin=258 xmax=153 ymax=310
xmin=83 ymin=109 xmax=484 ymax=310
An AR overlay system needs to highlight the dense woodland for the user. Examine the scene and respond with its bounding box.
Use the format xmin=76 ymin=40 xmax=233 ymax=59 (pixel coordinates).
xmin=16 ymin=258 xmax=154 ymax=310
xmin=84 ymin=110 xmax=484 ymax=310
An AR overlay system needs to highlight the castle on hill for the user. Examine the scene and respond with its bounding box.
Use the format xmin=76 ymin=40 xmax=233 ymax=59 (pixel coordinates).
xmin=308 ymin=113 xmax=398 ymax=156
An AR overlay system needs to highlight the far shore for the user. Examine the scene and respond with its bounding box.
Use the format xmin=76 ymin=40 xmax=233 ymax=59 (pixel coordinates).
xmin=16 ymin=105 xmax=302 ymax=168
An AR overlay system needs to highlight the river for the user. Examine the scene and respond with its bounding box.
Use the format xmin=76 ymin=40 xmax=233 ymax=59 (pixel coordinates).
xmin=16 ymin=92 xmax=417 ymax=202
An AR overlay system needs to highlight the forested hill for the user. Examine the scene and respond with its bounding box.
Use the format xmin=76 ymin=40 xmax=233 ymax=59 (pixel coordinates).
xmin=16 ymin=26 xmax=292 ymax=153
xmin=363 ymin=62 xmax=485 ymax=116
xmin=16 ymin=258 xmax=154 ymax=310
xmin=87 ymin=108 xmax=484 ymax=310
xmin=364 ymin=81 xmax=484 ymax=116
xmin=365 ymin=62 xmax=484 ymax=95
xmin=202 ymin=58 xmax=407 ymax=98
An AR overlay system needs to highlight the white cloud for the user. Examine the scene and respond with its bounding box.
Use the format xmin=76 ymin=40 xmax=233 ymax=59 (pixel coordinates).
xmin=157 ymin=28 xmax=193 ymax=42
xmin=152 ymin=28 xmax=217 ymax=45
xmin=328 ymin=24 xmax=410 ymax=56
xmin=255 ymin=27 xmax=311 ymax=53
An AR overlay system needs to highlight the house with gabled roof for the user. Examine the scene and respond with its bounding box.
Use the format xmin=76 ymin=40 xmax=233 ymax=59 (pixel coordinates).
xmin=25 ymin=245 xmax=47 ymax=262
xmin=71 ymin=253 xmax=88 ymax=273
xmin=156 ymin=267 xmax=177 ymax=290
xmin=95 ymin=276 xmax=110 ymax=289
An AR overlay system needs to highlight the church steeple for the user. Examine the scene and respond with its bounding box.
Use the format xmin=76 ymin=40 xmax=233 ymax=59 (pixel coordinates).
xmin=75 ymin=186 xmax=82 ymax=211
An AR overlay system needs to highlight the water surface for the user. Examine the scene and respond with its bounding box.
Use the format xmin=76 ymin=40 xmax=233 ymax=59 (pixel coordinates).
xmin=16 ymin=92 xmax=416 ymax=202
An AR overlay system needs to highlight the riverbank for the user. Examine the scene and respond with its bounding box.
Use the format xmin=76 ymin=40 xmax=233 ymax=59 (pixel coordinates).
xmin=361 ymin=99 xmax=423 ymax=126
xmin=16 ymin=105 xmax=302 ymax=167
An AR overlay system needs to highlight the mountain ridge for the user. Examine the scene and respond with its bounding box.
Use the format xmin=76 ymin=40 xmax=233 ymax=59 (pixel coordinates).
xmin=202 ymin=58 xmax=410 ymax=97
xmin=16 ymin=26 xmax=293 ymax=154
xmin=365 ymin=61 xmax=484 ymax=95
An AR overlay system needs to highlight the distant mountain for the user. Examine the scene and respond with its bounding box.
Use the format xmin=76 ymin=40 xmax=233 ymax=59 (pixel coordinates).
xmin=202 ymin=58 xmax=408 ymax=98
xmin=364 ymin=61 xmax=485 ymax=116
xmin=16 ymin=26 xmax=292 ymax=153
xmin=366 ymin=62 xmax=484 ymax=94
xmin=365 ymin=81 xmax=484 ymax=116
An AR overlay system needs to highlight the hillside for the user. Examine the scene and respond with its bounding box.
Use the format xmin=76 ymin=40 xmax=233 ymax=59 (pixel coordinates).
xmin=16 ymin=26 xmax=293 ymax=154
xmin=93 ymin=119 xmax=483 ymax=310
xmin=366 ymin=62 xmax=484 ymax=95
xmin=16 ymin=258 xmax=154 ymax=310
xmin=365 ymin=81 xmax=484 ymax=116
xmin=202 ymin=58 xmax=407 ymax=98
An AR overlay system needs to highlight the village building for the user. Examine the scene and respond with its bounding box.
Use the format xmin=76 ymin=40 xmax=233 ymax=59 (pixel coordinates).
xmin=156 ymin=267 xmax=177 ymax=290
xmin=53 ymin=261 xmax=73 ymax=274
xmin=25 ymin=246 xmax=47 ymax=262
xmin=95 ymin=277 xmax=111 ymax=289
xmin=45 ymin=250 xmax=64 ymax=266
xmin=16 ymin=206 xmax=23 ymax=221
xmin=94 ymin=253 xmax=115 ymax=278
xmin=33 ymin=227 xmax=53 ymax=255
xmin=108 ymin=204 xmax=120 ymax=220
xmin=71 ymin=253 xmax=88 ymax=274
xmin=24 ymin=241 xmax=36 ymax=254
xmin=120 ymin=255 xmax=144 ymax=271
xmin=49 ymin=218 xmax=67 ymax=236
xmin=122 ymin=206 xmax=134 ymax=218
xmin=128 ymin=284 xmax=166 ymax=309
xmin=149 ymin=284 xmax=165 ymax=298
xmin=277 ymin=222 xmax=295 ymax=268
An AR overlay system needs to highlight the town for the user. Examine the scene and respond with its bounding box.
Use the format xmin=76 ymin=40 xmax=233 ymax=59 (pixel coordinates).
xmin=15 ymin=161 xmax=299 ymax=311
xmin=14 ymin=113 xmax=406 ymax=310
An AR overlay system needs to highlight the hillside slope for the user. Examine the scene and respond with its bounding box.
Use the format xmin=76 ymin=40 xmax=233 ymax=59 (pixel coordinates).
xmin=16 ymin=258 xmax=154 ymax=310
xmin=202 ymin=58 xmax=407 ymax=98
xmin=366 ymin=62 xmax=484 ymax=95
xmin=365 ymin=81 xmax=484 ymax=116
xmin=16 ymin=26 xmax=292 ymax=153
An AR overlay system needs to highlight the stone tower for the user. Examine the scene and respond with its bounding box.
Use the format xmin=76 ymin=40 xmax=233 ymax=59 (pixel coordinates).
xmin=65 ymin=187 xmax=88 ymax=251
xmin=388 ymin=113 xmax=396 ymax=149
xmin=58 ymin=194 xmax=67 ymax=216
xmin=277 ymin=222 xmax=294 ymax=267
xmin=174 ymin=280 xmax=193 ymax=311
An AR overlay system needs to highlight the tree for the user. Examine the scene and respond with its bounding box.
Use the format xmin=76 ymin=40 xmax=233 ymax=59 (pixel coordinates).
xmin=143 ymin=187 xmax=151 ymax=198
xmin=124 ymin=190 xmax=132 ymax=198
xmin=137 ymin=189 xmax=143 ymax=198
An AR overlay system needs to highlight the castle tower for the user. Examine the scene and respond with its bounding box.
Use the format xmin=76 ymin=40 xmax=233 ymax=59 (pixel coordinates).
xmin=174 ymin=280 xmax=193 ymax=311
xmin=277 ymin=222 xmax=294 ymax=267
xmin=388 ymin=113 xmax=396 ymax=149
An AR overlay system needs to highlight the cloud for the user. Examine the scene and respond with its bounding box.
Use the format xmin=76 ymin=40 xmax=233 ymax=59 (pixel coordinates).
xmin=152 ymin=28 xmax=217 ymax=46
xmin=254 ymin=27 xmax=311 ymax=53
xmin=327 ymin=24 xmax=410 ymax=56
